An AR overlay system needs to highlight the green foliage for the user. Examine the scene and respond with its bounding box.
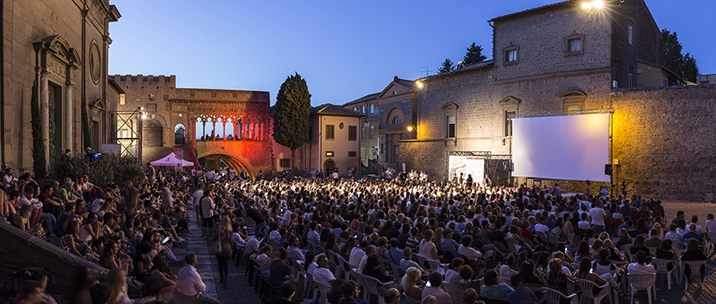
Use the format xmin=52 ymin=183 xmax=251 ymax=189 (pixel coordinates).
xmin=463 ymin=42 xmax=487 ymax=65
xmin=437 ymin=58 xmax=455 ymax=74
xmin=660 ymin=29 xmax=699 ymax=83
xmin=81 ymin=99 xmax=91 ymax=149
xmin=30 ymin=80 xmax=47 ymax=177
xmin=273 ymin=73 xmax=312 ymax=167
xmin=67 ymin=153 xmax=144 ymax=190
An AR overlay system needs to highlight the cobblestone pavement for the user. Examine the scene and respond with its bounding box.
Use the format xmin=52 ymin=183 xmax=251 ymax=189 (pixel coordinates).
xmin=173 ymin=209 xmax=261 ymax=304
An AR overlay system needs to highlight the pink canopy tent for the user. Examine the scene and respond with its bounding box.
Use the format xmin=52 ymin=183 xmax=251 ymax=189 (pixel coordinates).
xmin=149 ymin=152 xmax=194 ymax=168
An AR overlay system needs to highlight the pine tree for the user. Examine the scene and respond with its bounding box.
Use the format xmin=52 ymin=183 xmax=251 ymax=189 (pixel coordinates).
xmin=660 ymin=29 xmax=699 ymax=83
xmin=437 ymin=59 xmax=455 ymax=74
xmin=30 ymin=81 xmax=46 ymax=177
xmin=273 ymin=73 xmax=312 ymax=169
xmin=463 ymin=42 xmax=487 ymax=65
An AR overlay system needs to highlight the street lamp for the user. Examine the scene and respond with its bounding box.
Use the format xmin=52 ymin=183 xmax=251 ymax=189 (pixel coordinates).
xmin=581 ymin=0 xmax=604 ymax=9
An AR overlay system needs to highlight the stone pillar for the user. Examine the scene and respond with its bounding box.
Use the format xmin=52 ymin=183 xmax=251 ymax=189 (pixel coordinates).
xmin=222 ymin=120 xmax=226 ymax=139
xmin=202 ymin=119 xmax=206 ymax=139
xmin=64 ymin=82 xmax=73 ymax=151
xmin=39 ymin=71 xmax=50 ymax=170
xmin=211 ymin=120 xmax=217 ymax=139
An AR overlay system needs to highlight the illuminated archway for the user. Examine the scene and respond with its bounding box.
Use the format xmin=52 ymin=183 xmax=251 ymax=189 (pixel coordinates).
xmin=197 ymin=154 xmax=254 ymax=180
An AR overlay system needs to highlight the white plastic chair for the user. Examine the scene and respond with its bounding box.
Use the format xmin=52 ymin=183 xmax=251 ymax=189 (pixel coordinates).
xmin=350 ymin=269 xmax=367 ymax=302
xmin=575 ymin=278 xmax=612 ymax=304
xmin=619 ymin=243 xmax=633 ymax=255
xmin=627 ymin=273 xmax=656 ymax=304
xmin=651 ymin=258 xmax=677 ymax=289
xmin=681 ymin=259 xmax=707 ymax=290
xmin=335 ymin=253 xmax=353 ymax=281
xmin=362 ymin=274 xmax=395 ymax=304
xmin=538 ymin=287 xmax=579 ymax=304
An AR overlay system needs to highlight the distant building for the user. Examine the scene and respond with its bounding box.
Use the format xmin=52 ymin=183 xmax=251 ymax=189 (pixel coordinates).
xmin=274 ymin=104 xmax=363 ymax=177
xmin=343 ymin=76 xmax=416 ymax=175
xmin=0 ymin=0 xmax=120 ymax=174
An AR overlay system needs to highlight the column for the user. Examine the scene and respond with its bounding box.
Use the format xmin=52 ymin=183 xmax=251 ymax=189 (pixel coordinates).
xmin=211 ymin=119 xmax=217 ymax=139
xmin=222 ymin=119 xmax=226 ymax=140
xmin=233 ymin=118 xmax=239 ymax=140
xmin=202 ymin=119 xmax=206 ymax=140
xmin=39 ymin=71 xmax=50 ymax=170
xmin=64 ymin=82 xmax=73 ymax=151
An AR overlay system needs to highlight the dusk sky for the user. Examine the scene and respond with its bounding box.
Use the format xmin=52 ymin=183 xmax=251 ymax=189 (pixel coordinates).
xmin=109 ymin=0 xmax=716 ymax=106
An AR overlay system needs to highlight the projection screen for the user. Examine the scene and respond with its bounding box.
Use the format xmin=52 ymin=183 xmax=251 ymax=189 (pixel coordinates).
xmin=512 ymin=113 xmax=610 ymax=182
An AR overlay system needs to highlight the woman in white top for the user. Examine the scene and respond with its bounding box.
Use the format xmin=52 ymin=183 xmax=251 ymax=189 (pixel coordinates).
xmin=419 ymin=229 xmax=440 ymax=260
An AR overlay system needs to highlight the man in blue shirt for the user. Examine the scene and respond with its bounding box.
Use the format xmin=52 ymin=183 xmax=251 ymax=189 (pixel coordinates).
xmin=683 ymin=224 xmax=704 ymax=245
xmin=507 ymin=274 xmax=539 ymax=304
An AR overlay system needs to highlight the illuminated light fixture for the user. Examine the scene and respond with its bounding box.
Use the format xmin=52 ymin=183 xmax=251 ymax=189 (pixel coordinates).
xmin=141 ymin=113 xmax=147 ymax=120
xmin=582 ymin=0 xmax=604 ymax=9
xmin=416 ymin=81 xmax=424 ymax=89
xmin=407 ymin=126 xmax=414 ymax=132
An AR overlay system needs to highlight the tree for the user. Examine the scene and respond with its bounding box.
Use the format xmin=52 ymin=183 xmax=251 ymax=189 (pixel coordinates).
xmin=463 ymin=42 xmax=487 ymax=65
xmin=30 ymin=80 xmax=46 ymax=177
xmin=437 ymin=58 xmax=455 ymax=74
xmin=660 ymin=29 xmax=699 ymax=83
xmin=273 ymin=73 xmax=311 ymax=169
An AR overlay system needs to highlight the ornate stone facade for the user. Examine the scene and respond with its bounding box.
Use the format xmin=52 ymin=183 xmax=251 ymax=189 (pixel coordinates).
xmin=1 ymin=0 xmax=120 ymax=174
xmin=110 ymin=74 xmax=273 ymax=176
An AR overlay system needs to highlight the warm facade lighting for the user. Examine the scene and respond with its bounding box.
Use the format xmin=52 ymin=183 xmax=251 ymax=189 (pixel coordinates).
xmin=407 ymin=126 xmax=414 ymax=132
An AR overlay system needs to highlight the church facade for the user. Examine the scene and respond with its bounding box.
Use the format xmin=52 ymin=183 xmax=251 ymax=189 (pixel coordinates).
xmin=1 ymin=0 xmax=120 ymax=174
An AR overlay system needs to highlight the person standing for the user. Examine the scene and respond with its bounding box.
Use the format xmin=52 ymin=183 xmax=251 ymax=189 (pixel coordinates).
xmin=146 ymin=163 xmax=156 ymax=183
xmin=192 ymin=183 xmax=204 ymax=227
xmin=200 ymin=186 xmax=216 ymax=239
xmin=175 ymin=252 xmax=221 ymax=304
xmin=589 ymin=201 xmax=606 ymax=234
xmin=214 ymin=217 xmax=234 ymax=285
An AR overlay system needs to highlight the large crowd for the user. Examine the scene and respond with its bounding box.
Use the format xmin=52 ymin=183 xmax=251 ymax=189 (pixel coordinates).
xmin=0 ymin=165 xmax=714 ymax=304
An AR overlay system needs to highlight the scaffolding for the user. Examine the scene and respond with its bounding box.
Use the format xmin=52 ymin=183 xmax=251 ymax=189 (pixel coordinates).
xmin=109 ymin=108 xmax=143 ymax=163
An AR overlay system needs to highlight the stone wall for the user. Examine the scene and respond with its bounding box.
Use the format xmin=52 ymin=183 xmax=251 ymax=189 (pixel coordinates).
xmin=611 ymin=85 xmax=716 ymax=201
xmin=0 ymin=224 xmax=108 ymax=303
xmin=492 ymin=2 xmax=611 ymax=82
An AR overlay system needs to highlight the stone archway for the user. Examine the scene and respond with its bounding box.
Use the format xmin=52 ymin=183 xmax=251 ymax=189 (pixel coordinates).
xmin=198 ymin=154 xmax=253 ymax=179
xmin=323 ymin=159 xmax=337 ymax=174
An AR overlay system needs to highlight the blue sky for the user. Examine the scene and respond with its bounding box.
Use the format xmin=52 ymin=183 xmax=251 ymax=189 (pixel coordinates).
xmin=109 ymin=0 xmax=716 ymax=106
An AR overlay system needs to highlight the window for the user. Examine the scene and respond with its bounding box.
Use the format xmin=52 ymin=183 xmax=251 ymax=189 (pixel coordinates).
xmin=504 ymin=47 xmax=519 ymax=65
xmin=504 ymin=111 xmax=516 ymax=136
xmin=568 ymin=38 xmax=583 ymax=52
xmin=361 ymin=105 xmax=365 ymax=113
xmin=279 ymin=159 xmax=290 ymax=168
xmin=628 ymin=24 xmax=633 ymax=45
xmin=348 ymin=151 xmax=357 ymax=157
xmin=392 ymin=116 xmax=401 ymax=125
xmin=447 ymin=115 xmax=456 ymax=138
xmin=561 ymin=90 xmax=587 ymax=114
xmin=370 ymin=125 xmax=374 ymax=138
xmin=325 ymin=125 xmax=335 ymax=140
xmin=353 ymin=107 xmax=357 ymax=112
xmin=628 ymin=68 xmax=633 ymax=88
xmin=361 ymin=126 xmax=365 ymax=139
xmin=119 ymin=94 xmax=126 ymax=105
xmin=348 ymin=126 xmax=357 ymax=141
xmin=370 ymin=104 xmax=375 ymax=114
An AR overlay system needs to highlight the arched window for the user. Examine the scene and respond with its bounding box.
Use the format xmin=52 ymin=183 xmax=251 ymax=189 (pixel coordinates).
xmin=174 ymin=124 xmax=186 ymax=145
xmin=386 ymin=107 xmax=404 ymax=126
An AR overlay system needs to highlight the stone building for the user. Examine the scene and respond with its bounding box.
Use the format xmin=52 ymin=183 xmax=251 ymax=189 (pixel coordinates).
xmin=393 ymin=0 xmax=710 ymax=199
xmin=1 ymin=0 xmax=120 ymax=174
xmin=110 ymin=74 xmax=273 ymax=176
xmin=343 ymin=77 xmax=417 ymax=174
